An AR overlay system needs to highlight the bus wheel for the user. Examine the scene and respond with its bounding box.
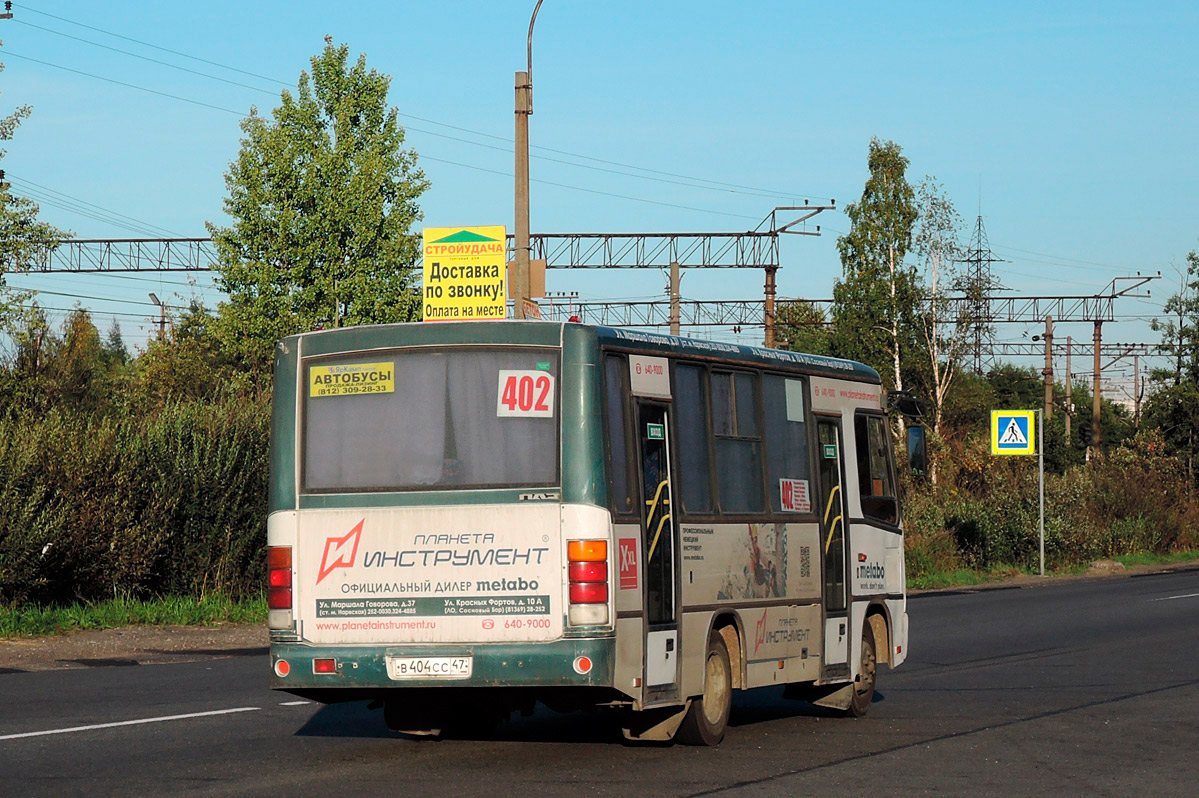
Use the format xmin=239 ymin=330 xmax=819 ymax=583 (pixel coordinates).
xmin=846 ymin=623 xmax=877 ymax=718
xmin=677 ymin=632 xmax=733 ymax=745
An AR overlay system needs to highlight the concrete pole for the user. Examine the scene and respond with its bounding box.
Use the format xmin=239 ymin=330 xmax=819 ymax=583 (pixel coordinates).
xmin=1134 ymin=354 xmax=1141 ymax=428
xmin=1065 ymin=336 xmax=1073 ymax=442
xmin=513 ymin=70 xmax=531 ymax=319
xmin=764 ymin=266 xmax=778 ymax=348
xmin=1092 ymin=321 xmax=1103 ymax=457
xmin=669 ymin=261 xmax=680 ymax=336
xmin=1042 ymin=315 xmax=1054 ymax=420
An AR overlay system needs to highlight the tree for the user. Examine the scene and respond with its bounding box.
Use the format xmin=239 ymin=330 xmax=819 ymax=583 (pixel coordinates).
xmin=207 ymin=39 xmax=430 ymax=377
xmin=1 ymin=48 xmax=70 ymax=332
xmin=775 ymin=299 xmax=833 ymax=355
xmin=911 ymin=177 xmax=967 ymax=482
xmin=831 ymin=139 xmax=920 ymax=406
xmin=1146 ymin=251 xmax=1199 ymax=483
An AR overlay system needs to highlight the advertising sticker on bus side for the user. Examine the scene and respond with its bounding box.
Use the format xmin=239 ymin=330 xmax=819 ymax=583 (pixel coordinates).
xmin=309 ymin=362 xmax=395 ymax=398
xmin=779 ymin=479 xmax=811 ymax=513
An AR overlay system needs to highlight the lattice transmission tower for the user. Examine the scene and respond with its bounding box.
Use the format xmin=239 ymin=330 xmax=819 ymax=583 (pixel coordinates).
xmin=956 ymin=215 xmax=1006 ymax=373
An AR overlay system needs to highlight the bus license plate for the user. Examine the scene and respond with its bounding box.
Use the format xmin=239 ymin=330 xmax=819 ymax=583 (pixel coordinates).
xmin=387 ymin=656 xmax=473 ymax=680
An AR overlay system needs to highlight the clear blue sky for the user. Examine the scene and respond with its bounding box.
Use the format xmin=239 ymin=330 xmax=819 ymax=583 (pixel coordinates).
xmin=2 ymin=0 xmax=1195 ymax=396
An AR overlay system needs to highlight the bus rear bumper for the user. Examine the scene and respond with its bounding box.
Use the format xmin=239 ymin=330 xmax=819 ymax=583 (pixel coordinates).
xmin=269 ymin=637 xmax=614 ymax=692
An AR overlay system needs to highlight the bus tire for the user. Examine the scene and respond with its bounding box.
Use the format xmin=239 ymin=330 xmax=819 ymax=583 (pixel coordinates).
xmin=676 ymin=632 xmax=733 ymax=746
xmin=846 ymin=622 xmax=878 ymax=718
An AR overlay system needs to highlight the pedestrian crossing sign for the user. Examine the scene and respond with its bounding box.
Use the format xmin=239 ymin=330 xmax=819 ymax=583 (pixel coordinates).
xmin=991 ymin=410 xmax=1037 ymax=456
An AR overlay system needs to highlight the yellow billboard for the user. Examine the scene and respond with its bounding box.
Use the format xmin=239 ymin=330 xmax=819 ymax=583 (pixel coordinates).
xmin=422 ymin=226 xmax=508 ymax=322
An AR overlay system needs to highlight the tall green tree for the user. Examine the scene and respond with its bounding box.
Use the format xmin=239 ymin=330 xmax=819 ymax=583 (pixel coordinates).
xmin=207 ymin=40 xmax=429 ymax=377
xmin=1 ymin=49 xmax=70 ymax=332
xmin=831 ymin=139 xmax=921 ymax=399
xmin=1146 ymin=251 xmax=1199 ymax=483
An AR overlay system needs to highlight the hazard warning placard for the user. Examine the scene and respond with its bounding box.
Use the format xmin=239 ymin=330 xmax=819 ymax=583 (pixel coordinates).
xmin=991 ymin=410 xmax=1037 ymax=456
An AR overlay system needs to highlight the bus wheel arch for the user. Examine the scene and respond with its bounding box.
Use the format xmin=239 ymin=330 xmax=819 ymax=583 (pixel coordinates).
xmin=865 ymin=604 xmax=892 ymax=668
xmin=712 ymin=614 xmax=744 ymax=690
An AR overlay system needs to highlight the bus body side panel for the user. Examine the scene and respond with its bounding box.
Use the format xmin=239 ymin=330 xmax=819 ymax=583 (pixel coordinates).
xmin=612 ymin=521 xmax=645 ymax=701
xmin=676 ymin=520 xmax=824 ymax=692
xmin=735 ymin=603 xmax=823 ymax=689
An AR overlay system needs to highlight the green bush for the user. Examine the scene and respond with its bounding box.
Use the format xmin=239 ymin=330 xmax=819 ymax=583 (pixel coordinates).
xmin=0 ymin=399 xmax=269 ymax=608
xmin=903 ymin=429 xmax=1199 ymax=575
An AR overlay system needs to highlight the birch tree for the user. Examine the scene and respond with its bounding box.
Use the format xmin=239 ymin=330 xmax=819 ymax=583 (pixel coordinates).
xmin=912 ymin=177 xmax=966 ymax=483
xmin=832 ymin=139 xmax=920 ymax=427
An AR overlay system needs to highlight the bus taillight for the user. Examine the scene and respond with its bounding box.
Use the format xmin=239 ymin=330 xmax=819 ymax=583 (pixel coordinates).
xmin=568 ymin=540 xmax=609 ymax=626
xmin=267 ymin=546 xmax=293 ymax=611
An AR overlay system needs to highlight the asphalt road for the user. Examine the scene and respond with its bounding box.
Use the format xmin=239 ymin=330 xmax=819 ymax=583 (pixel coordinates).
xmin=3 ymin=569 xmax=1198 ymax=796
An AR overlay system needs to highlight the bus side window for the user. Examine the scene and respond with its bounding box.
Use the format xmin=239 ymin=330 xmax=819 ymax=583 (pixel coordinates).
xmin=763 ymin=375 xmax=812 ymax=514
xmin=604 ymin=355 xmax=636 ymax=517
xmin=853 ymin=413 xmax=898 ymax=526
xmin=711 ymin=371 xmax=764 ymax=514
xmin=674 ymin=363 xmax=713 ymax=514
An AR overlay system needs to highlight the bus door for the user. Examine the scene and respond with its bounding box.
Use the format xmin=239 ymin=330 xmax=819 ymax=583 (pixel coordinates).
xmin=816 ymin=417 xmax=850 ymax=669
xmin=637 ymin=401 xmax=680 ymax=697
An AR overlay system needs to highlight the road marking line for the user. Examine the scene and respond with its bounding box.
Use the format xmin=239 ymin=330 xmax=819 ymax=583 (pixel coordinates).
xmin=0 ymin=707 xmax=260 ymax=741
xmin=279 ymin=701 xmax=311 ymax=706
xmin=1149 ymin=592 xmax=1199 ymax=602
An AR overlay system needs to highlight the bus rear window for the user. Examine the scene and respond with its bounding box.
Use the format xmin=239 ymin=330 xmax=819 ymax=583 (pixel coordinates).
xmin=302 ymin=348 xmax=559 ymax=492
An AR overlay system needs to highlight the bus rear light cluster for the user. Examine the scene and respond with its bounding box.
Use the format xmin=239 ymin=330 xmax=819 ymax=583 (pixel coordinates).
xmin=567 ymin=540 xmax=609 ymax=626
xmin=267 ymin=546 xmax=293 ymax=610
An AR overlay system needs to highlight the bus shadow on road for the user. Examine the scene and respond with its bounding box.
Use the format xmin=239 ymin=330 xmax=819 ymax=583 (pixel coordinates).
xmin=729 ymin=686 xmax=887 ymax=728
xmin=293 ymin=700 xmax=626 ymax=745
xmin=293 ymin=689 xmax=885 ymax=743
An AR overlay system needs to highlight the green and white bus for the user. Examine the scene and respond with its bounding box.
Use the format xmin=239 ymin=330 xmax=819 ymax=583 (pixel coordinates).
xmin=267 ymin=320 xmax=910 ymax=744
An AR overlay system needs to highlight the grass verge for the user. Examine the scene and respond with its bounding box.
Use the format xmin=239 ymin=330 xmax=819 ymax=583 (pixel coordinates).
xmin=908 ymin=550 xmax=1199 ymax=592
xmin=0 ymin=594 xmax=267 ymax=639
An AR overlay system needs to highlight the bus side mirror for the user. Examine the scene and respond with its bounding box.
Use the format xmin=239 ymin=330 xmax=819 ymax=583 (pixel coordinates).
xmin=887 ymin=391 xmax=926 ymax=419
xmin=906 ymin=425 xmax=928 ymax=476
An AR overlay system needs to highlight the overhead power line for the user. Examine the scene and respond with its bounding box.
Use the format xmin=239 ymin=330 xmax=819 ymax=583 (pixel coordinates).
xmin=420 ymin=155 xmax=759 ymax=220
xmin=9 ymin=174 xmax=187 ymax=237
xmin=13 ymin=19 xmax=281 ymax=95
xmin=20 ymin=3 xmax=285 ymax=84
xmin=11 ymin=285 xmax=161 ymax=307
xmin=17 ymin=4 xmax=831 ymax=203
xmin=0 ymin=51 xmax=246 ymax=115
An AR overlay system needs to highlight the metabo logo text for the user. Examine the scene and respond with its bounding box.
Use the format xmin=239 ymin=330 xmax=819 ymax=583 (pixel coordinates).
xmin=856 ymin=553 xmax=885 ymax=581
xmin=317 ymin=519 xmax=364 ymax=584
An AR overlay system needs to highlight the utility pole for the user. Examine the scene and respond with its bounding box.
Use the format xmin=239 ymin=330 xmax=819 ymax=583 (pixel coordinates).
xmin=148 ymin=293 xmax=167 ymax=339
xmin=1091 ymin=321 xmax=1103 ymax=458
xmin=669 ymin=261 xmax=680 ymax=336
xmin=513 ymin=68 xmax=531 ymax=319
xmin=764 ymin=265 xmax=778 ymax=348
xmin=1065 ymin=336 xmax=1073 ymax=442
xmin=1134 ymin=354 xmax=1142 ymax=428
xmin=512 ymin=1 xmax=544 ymax=320
xmin=1042 ymin=315 xmax=1054 ymax=420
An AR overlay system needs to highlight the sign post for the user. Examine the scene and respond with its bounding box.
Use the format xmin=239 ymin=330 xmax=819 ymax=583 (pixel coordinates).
xmin=990 ymin=409 xmax=1045 ymax=576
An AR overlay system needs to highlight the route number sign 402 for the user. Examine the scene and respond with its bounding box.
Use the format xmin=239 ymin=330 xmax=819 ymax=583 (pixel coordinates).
xmin=497 ymin=370 xmax=555 ymax=417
